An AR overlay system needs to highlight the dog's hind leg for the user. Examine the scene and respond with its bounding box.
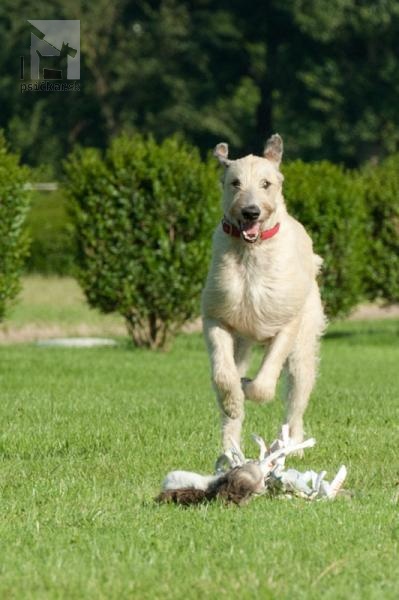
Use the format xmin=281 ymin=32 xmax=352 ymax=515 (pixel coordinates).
xmin=283 ymin=344 xmax=317 ymax=445
xmin=283 ymin=301 xmax=324 ymax=444
xmin=203 ymin=318 xmax=245 ymax=450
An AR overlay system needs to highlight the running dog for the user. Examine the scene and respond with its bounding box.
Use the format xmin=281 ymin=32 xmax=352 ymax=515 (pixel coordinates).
xmin=202 ymin=134 xmax=326 ymax=451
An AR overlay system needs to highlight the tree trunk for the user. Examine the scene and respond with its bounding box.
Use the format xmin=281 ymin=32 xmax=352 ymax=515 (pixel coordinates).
xmin=125 ymin=313 xmax=172 ymax=350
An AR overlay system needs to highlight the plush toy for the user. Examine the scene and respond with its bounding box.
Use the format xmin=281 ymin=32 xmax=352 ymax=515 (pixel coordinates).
xmin=157 ymin=425 xmax=347 ymax=506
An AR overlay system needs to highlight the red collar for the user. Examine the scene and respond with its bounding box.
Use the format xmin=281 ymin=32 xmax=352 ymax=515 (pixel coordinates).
xmin=222 ymin=218 xmax=280 ymax=241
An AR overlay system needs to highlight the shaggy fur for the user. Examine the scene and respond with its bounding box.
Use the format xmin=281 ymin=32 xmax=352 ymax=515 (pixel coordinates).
xmin=156 ymin=463 xmax=265 ymax=506
xmin=202 ymin=134 xmax=326 ymax=451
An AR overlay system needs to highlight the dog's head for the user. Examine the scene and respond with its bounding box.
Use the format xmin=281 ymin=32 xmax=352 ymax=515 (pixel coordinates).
xmin=214 ymin=134 xmax=284 ymax=243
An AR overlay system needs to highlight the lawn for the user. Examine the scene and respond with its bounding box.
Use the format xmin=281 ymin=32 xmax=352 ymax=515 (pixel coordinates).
xmin=0 ymin=276 xmax=125 ymax=342
xmin=0 ymin=280 xmax=398 ymax=598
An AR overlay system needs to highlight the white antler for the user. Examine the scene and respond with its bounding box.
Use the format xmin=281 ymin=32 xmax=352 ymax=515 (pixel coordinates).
xmin=326 ymin=465 xmax=347 ymax=499
xmin=259 ymin=438 xmax=316 ymax=476
xmin=252 ymin=434 xmax=268 ymax=461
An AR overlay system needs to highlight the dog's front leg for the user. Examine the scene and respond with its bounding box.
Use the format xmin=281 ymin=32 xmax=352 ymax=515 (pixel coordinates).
xmin=242 ymin=318 xmax=300 ymax=404
xmin=203 ymin=318 xmax=244 ymax=450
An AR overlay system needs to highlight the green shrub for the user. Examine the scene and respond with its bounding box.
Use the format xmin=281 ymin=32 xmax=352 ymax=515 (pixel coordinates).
xmin=283 ymin=160 xmax=367 ymax=318
xmin=0 ymin=133 xmax=31 ymax=321
xmin=25 ymin=190 xmax=76 ymax=276
xmin=64 ymin=134 xmax=219 ymax=348
xmin=361 ymin=155 xmax=399 ymax=303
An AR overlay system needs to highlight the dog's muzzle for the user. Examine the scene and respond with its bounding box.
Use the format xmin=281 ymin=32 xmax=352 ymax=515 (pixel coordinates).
xmin=222 ymin=217 xmax=281 ymax=243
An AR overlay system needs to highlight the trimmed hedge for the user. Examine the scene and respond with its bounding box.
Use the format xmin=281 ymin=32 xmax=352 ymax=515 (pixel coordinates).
xmin=361 ymin=155 xmax=399 ymax=303
xmin=64 ymin=134 xmax=220 ymax=348
xmin=283 ymin=160 xmax=367 ymax=318
xmin=0 ymin=133 xmax=31 ymax=321
xmin=25 ymin=190 xmax=76 ymax=276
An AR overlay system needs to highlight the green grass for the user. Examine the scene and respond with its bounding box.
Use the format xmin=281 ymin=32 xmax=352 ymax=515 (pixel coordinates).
xmin=1 ymin=276 xmax=124 ymax=340
xmin=0 ymin=318 xmax=399 ymax=599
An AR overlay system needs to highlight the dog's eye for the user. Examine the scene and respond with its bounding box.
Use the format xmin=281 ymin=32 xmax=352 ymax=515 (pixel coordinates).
xmin=231 ymin=179 xmax=241 ymax=188
xmin=261 ymin=180 xmax=271 ymax=189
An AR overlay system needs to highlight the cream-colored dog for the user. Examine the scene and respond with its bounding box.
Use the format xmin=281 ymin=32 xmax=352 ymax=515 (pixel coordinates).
xmin=202 ymin=134 xmax=326 ymax=451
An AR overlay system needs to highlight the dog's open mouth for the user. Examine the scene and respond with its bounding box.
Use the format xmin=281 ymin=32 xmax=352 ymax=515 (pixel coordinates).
xmin=240 ymin=221 xmax=261 ymax=243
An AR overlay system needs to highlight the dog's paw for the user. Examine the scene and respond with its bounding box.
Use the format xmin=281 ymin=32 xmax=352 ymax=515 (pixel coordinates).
xmin=287 ymin=426 xmax=305 ymax=455
xmin=290 ymin=448 xmax=304 ymax=458
xmin=241 ymin=378 xmax=276 ymax=404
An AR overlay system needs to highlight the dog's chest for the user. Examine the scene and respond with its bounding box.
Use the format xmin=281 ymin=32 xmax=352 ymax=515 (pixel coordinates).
xmin=204 ymin=247 xmax=309 ymax=340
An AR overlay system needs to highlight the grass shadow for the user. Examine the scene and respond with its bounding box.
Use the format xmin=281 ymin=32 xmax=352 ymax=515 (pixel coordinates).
xmin=325 ymin=319 xmax=399 ymax=346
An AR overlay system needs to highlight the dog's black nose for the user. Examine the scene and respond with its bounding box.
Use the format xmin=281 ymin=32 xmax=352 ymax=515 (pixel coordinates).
xmin=241 ymin=205 xmax=261 ymax=221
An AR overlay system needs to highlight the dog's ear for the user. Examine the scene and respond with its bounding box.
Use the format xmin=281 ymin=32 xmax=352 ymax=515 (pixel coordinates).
xmin=263 ymin=134 xmax=283 ymax=167
xmin=214 ymin=142 xmax=231 ymax=167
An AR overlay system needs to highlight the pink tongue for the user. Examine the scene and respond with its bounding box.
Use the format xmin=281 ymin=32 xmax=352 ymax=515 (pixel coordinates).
xmin=242 ymin=222 xmax=260 ymax=235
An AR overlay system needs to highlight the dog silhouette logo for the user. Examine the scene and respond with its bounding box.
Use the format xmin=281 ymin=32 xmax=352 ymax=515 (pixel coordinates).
xmin=28 ymin=20 xmax=80 ymax=80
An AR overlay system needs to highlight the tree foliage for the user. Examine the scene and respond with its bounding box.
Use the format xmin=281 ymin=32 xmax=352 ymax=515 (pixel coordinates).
xmin=1 ymin=0 xmax=399 ymax=173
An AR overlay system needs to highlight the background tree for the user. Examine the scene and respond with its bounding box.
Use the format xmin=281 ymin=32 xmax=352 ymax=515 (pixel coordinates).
xmin=1 ymin=0 xmax=399 ymax=172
